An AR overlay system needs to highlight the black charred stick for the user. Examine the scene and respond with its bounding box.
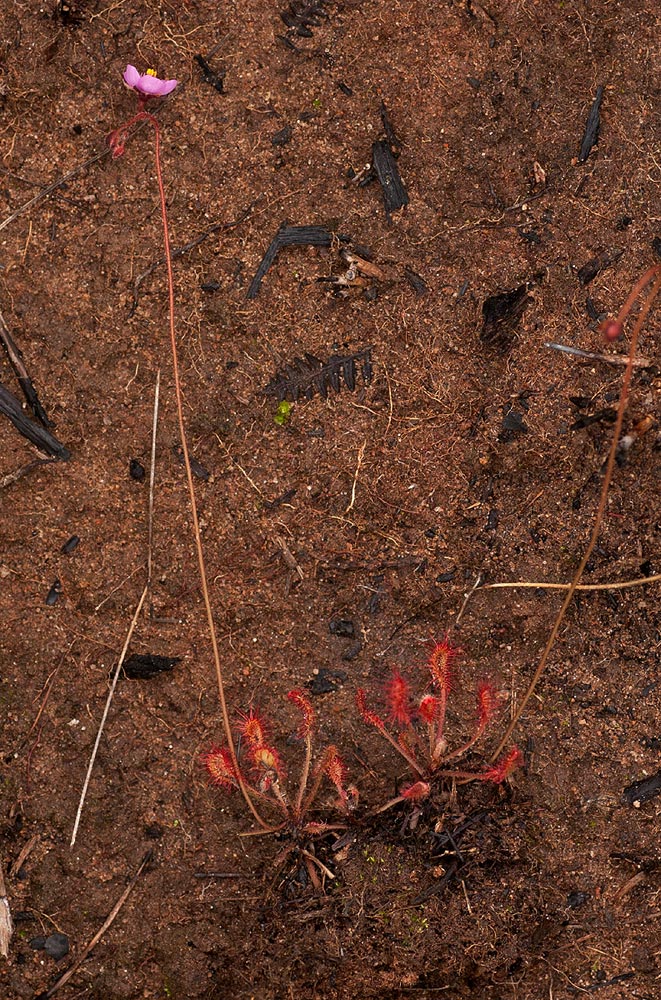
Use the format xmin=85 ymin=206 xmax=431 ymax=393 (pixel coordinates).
xmin=0 ymin=383 xmax=70 ymax=459
xmin=194 ymin=55 xmax=225 ymax=94
xmin=577 ymin=248 xmax=623 ymax=286
xmin=379 ymin=101 xmax=401 ymax=153
xmin=372 ymin=140 xmax=409 ymax=217
xmin=623 ymin=770 xmax=661 ymax=807
xmin=578 ymin=85 xmax=603 ymax=163
xmin=247 ymin=225 xmax=350 ymax=299
xmin=0 ymin=307 xmax=53 ymax=427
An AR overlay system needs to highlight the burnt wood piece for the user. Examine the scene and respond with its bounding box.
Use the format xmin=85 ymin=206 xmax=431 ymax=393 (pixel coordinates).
xmin=0 ymin=307 xmax=53 ymax=427
xmin=247 ymin=225 xmax=350 ymax=299
xmin=578 ymin=85 xmax=604 ymax=163
xmin=577 ymin=248 xmax=624 ymax=286
xmin=172 ymin=445 xmax=210 ymax=481
xmin=264 ymin=348 xmax=373 ymax=402
xmin=623 ymin=770 xmax=661 ymax=807
xmin=404 ymin=267 xmax=427 ymax=295
xmin=379 ymin=101 xmax=401 ymax=153
xmin=481 ymin=284 xmax=532 ymax=351
xmin=372 ymin=140 xmax=409 ymax=216
xmin=280 ymin=0 xmax=329 ymax=37
xmin=570 ymin=407 xmax=617 ymax=431
xmin=121 ymin=654 xmax=181 ymax=680
xmin=194 ymin=55 xmax=224 ymax=94
xmin=0 ymin=383 xmax=70 ymax=459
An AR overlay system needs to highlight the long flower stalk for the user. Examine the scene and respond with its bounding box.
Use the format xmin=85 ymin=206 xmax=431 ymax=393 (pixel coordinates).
xmin=110 ymin=70 xmax=272 ymax=830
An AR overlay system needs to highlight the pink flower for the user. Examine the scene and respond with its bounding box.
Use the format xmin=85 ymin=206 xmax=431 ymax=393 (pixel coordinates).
xmin=122 ymin=64 xmax=177 ymax=98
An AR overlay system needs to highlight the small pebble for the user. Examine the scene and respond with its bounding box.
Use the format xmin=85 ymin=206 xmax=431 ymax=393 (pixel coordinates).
xmin=44 ymin=933 xmax=69 ymax=961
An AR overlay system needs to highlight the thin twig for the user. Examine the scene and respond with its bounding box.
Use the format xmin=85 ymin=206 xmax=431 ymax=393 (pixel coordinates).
xmin=492 ymin=266 xmax=661 ymax=760
xmin=481 ymin=573 xmax=661 ymax=593
xmin=345 ymin=440 xmax=367 ymax=513
xmin=43 ymin=850 xmax=152 ymax=997
xmin=147 ymin=369 xmax=161 ymax=590
xmin=0 ymin=458 xmax=56 ymax=490
xmin=70 ymin=586 xmax=148 ymax=846
xmin=544 ymin=341 xmax=652 ymax=367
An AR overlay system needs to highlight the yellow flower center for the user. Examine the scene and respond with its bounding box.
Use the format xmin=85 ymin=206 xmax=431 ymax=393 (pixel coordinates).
xmin=146 ymin=68 xmax=157 ymax=77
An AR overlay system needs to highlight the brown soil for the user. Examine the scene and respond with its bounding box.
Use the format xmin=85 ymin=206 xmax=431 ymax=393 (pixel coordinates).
xmin=1 ymin=1 xmax=660 ymax=998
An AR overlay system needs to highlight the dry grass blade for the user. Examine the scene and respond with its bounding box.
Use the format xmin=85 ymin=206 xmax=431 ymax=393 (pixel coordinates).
xmin=70 ymin=585 xmax=148 ymax=847
xmin=481 ymin=573 xmax=661 ymax=593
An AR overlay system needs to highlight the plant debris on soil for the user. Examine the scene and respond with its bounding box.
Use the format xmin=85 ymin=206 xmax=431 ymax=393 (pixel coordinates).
xmin=1 ymin=2 xmax=660 ymax=999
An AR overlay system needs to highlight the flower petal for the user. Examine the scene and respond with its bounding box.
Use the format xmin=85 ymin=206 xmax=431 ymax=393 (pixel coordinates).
xmin=137 ymin=74 xmax=178 ymax=97
xmin=122 ymin=64 xmax=142 ymax=89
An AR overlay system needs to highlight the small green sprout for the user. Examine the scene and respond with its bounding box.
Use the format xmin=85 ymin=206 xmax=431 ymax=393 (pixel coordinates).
xmin=274 ymin=400 xmax=292 ymax=426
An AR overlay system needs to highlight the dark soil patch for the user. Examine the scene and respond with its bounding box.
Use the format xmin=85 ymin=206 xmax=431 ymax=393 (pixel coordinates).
xmin=1 ymin=2 xmax=660 ymax=998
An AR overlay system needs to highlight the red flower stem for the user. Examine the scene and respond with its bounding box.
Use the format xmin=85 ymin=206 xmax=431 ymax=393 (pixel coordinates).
xmin=295 ymin=733 xmax=313 ymax=818
xmin=143 ymin=111 xmax=273 ymax=832
xmin=434 ymin=689 xmax=447 ymax=752
xmin=491 ymin=264 xmax=661 ymax=760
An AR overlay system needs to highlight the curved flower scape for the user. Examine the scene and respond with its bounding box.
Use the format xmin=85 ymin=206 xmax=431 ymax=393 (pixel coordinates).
xmin=122 ymin=64 xmax=177 ymax=98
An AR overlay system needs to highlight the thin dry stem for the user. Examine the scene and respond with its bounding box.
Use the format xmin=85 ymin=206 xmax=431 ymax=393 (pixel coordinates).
xmin=70 ymin=585 xmax=148 ymax=847
xmin=148 ymin=114 xmax=272 ymax=831
xmin=492 ymin=265 xmax=661 ymax=760
xmin=481 ymin=574 xmax=661 ymax=593
xmin=295 ymin=733 xmax=313 ymax=817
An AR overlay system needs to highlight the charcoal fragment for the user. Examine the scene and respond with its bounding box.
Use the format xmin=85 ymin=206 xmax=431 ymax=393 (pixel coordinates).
xmin=45 ymin=579 xmax=62 ymax=606
xmin=307 ymin=666 xmax=347 ymax=695
xmin=44 ymin=933 xmax=69 ymax=961
xmin=329 ymin=618 xmax=355 ymax=638
xmin=341 ymin=641 xmax=363 ymax=662
xmin=623 ymin=770 xmax=661 ymax=807
xmin=500 ymin=410 xmax=528 ymax=435
xmin=577 ymin=85 xmax=603 ymax=163
xmin=129 ymin=458 xmax=145 ymax=482
xmin=61 ymin=534 xmax=80 ymax=554
xmin=121 ymin=654 xmax=180 ymax=680
xmin=271 ymin=125 xmax=292 ymax=146
xmin=481 ymin=284 xmax=532 ymax=352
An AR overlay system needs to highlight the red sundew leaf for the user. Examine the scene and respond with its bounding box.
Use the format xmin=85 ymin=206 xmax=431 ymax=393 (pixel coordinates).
xmin=428 ymin=637 xmax=457 ymax=694
xmin=236 ymin=707 xmax=268 ymax=748
xmin=356 ymin=688 xmax=385 ymax=729
xmin=400 ymin=780 xmax=431 ymax=801
xmin=201 ymin=745 xmax=237 ymax=790
xmin=385 ymin=670 xmax=412 ymax=727
xmin=323 ymin=745 xmax=348 ymax=797
xmin=479 ymin=747 xmax=523 ymax=783
xmin=476 ymin=680 xmax=501 ymax=731
xmin=302 ymin=821 xmax=331 ymax=835
xmin=418 ymin=694 xmax=440 ymax=724
xmin=287 ymin=688 xmax=315 ymax=738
